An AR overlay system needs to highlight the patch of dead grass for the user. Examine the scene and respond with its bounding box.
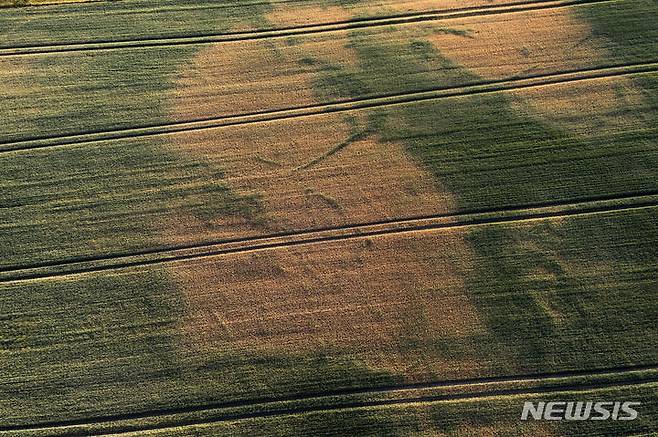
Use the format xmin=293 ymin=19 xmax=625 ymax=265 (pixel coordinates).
xmin=351 ymin=0 xmax=526 ymax=16
xmin=166 ymin=4 xmax=481 ymax=376
xmin=266 ymin=4 xmax=352 ymax=28
xmin=428 ymin=7 xmax=648 ymax=135
xmin=428 ymin=8 xmax=601 ymax=79
xmin=265 ymin=1 xmax=520 ymax=28
xmin=512 ymin=77 xmax=647 ymax=136
xmin=172 ymin=40 xmax=316 ymax=120
xmin=172 ymin=38 xmax=358 ymax=121
xmin=174 ymin=228 xmax=484 ymax=374
xmin=166 ymin=112 xmax=452 ymax=235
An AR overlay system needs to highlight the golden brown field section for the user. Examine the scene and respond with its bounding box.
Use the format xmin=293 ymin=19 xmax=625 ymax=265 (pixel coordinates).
xmin=1 ymin=0 xmax=657 ymax=436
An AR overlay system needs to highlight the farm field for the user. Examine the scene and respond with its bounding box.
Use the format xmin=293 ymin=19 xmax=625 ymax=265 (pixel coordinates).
xmin=1 ymin=0 xmax=657 ymax=436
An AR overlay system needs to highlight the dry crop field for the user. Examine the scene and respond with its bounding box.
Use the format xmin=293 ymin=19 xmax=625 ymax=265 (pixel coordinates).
xmin=1 ymin=0 xmax=657 ymax=435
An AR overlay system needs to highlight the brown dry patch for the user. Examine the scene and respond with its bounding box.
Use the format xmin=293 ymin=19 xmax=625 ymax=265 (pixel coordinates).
xmin=167 ymin=112 xmax=452 ymax=235
xmin=376 ymin=0 xmax=514 ymax=12
xmin=348 ymin=0 xmax=524 ymax=16
xmin=174 ymin=228 xmax=484 ymax=374
xmin=172 ymin=6 xmax=358 ymax=121
xmin=166 ymin=6 xmax=481 ymax=375
xmin=159 ymin=207 xmax=260 ymax=251
xmin=265 ymin=0 xmax=518 ymax=27
xmin=428 ymin=7 xmax=647 ymax=135
xmin=172 ymin=2 xmax=371 ymax=121
xmin=428 ymin=8 xmax=601 ymax=79
xmin=266 ymin=4 xmax=352 ymax=28
xmin=172 ymin=40 xmax=316 ymax=120
xmin=266 ymin=4 xmax=359 ymax=66
xmin=512 ymin=77 xmax=647 ymax=136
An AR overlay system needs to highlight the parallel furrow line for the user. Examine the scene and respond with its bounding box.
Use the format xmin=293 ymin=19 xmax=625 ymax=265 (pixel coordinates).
xmin=2 ymin=61 xmax=658 ymax=153
xmin=100 ymin=379 xmax=658 ymax=436
xmin=2 ymin=191 xmax=656 ymax=283
xmin=0 ymin=0 xmax=614 ymax=56
xmin=3 ymin=189 xmax=654 ymax=273
xmin=2 ymin=364 xmax=656 ymax=434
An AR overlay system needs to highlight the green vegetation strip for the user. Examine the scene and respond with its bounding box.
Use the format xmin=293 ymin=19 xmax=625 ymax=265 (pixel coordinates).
xmin=128 ymin=383 xmax=658 ymax=437
xmin=4 ymin=367 xmax=657 ymax=435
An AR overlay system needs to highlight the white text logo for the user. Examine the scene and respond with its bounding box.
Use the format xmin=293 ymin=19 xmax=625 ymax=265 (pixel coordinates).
xmin=521 ymin=401 xmax=640 ymax=421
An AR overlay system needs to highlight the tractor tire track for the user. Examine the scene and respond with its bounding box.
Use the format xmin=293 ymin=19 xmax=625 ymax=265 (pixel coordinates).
xmin=1 ymin=191 xmax=656 ymax=283
xmin=2 ymin=61 xmax=657 ymax=153
xmin=0 ymin=0 xmax=615 ymax=56
xmin=2 ymin=364 xmax=656 ymax=435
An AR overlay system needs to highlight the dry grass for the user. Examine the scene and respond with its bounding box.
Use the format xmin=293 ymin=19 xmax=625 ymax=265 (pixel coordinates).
xmin=172 ymin=41 xmax=316 ymax=120
xmin=428 ymin=7 xmax=649 ymax=134
xmin=174 ymin=227 xmax=484 ymax=373
xmin=428 ymin=8 xmax=601 ymax=79
xmin=165 ymin=112 xmax=452 ymax=237
xmin=172 ymin=23 xmax=357 ymax=121
xmin=353 ymin=0 xmax=525 ymax=16
xmin=166 ymin=16 xmax=478 ymax=375
xmin=512 ymin=77 xmax=648 ymax=136
xmin=266 ymin=4 xmax=352 ymax=28
xmin=264 ymin=1 xmax=521 ymax=27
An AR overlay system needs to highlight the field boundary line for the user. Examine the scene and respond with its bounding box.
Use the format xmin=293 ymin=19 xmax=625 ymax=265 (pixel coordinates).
xmin=2 ymin=191 xmax=657 ymax=283
xmin=2 ymin=60 xmax=658 ymax=153
xmin=1 ymin=364 xmax=656 ymax=434
xmin=0 ymin=0 xmax=615 ymax=56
